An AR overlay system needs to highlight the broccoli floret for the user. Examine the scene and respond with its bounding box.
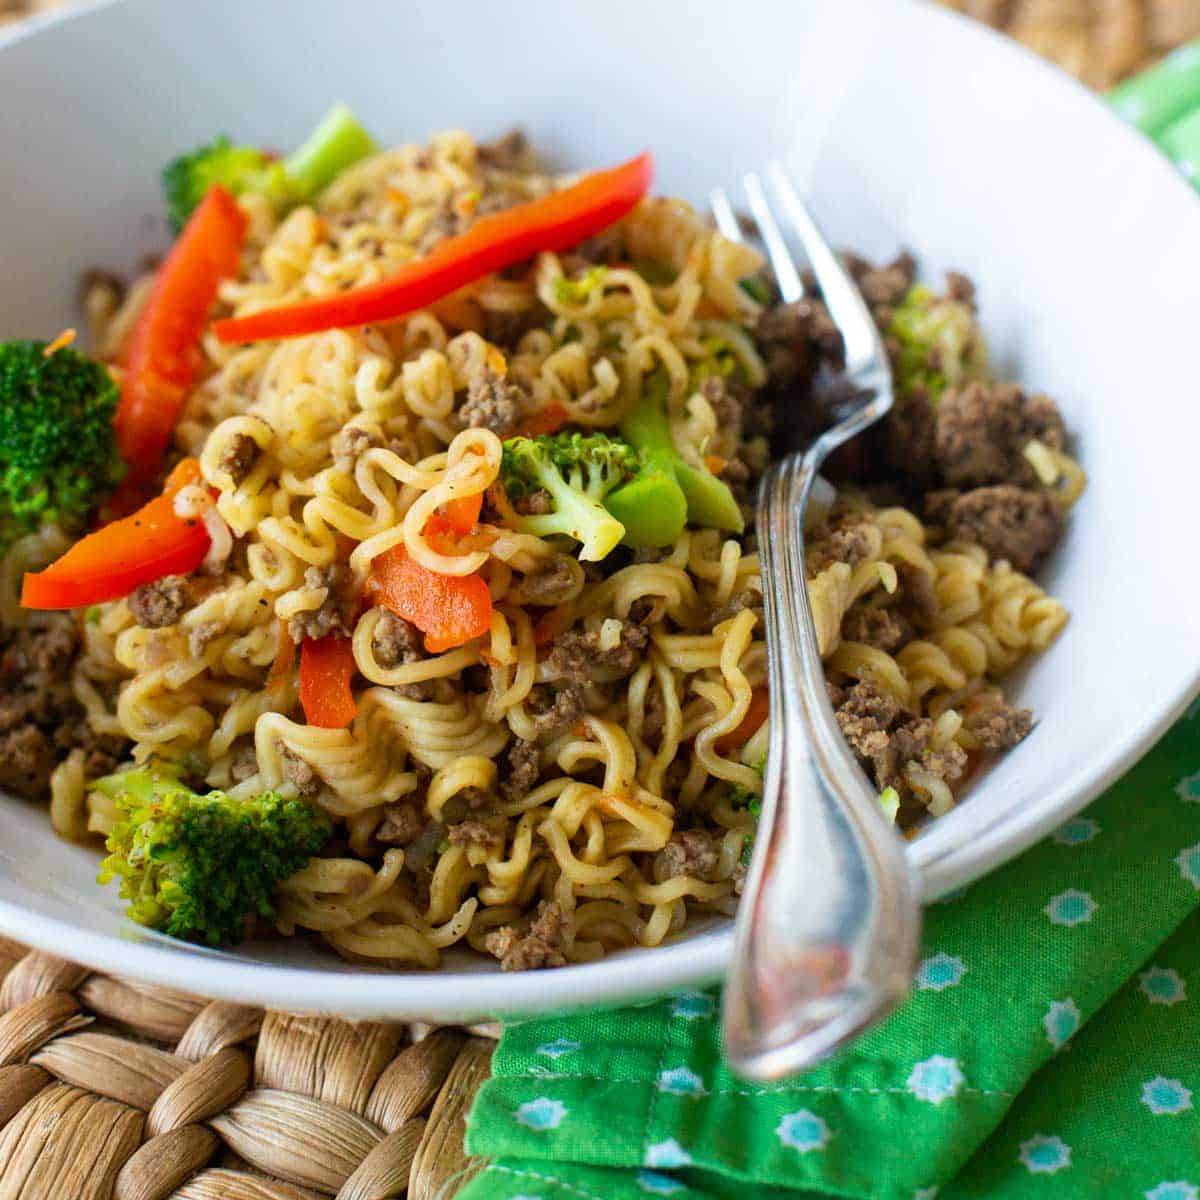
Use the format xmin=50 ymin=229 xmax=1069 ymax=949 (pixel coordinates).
xmin=163 ymin=102 xmax=377 ymax=233
xmin=608 ymin=369 xmax=744 ymax=539
xmin=95 ymin=768 xmax=332 ymax=947
xmin=163 ymin=138 xmax=292 ymax=233
xmin=888 ymin=284 xmax=988 ymax=405
xmin=0 ymin=340 xmax=124 ymax=553
xmin=498 ymin=431 xmax=637 ymax=561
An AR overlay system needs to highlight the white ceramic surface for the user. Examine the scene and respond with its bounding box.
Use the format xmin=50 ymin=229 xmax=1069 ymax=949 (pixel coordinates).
xmin=1 ymin=0 xmax=1198 ymax=1021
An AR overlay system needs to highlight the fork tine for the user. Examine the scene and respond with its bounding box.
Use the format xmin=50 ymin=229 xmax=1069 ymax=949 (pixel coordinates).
xmin=765 ymin=163 xmax=880 ymax=376
xmin=709 ymin=187 xmax=743 ymax=244
xmin=742 ymin=172 xmax=805 ymax=303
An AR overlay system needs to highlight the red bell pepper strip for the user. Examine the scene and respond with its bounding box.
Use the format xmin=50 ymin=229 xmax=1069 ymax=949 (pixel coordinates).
xmin=21 ymin=459 xmax=210 ymax=610
xmin=299 ymin=634 xmax=359 ymax=729
xmin=366 ymin=544 xmax=492 ymax=654
xmin=115 ymin=185 xmax=247 ymax=480
xmin=713 ymin=686 xmax=769 ymax=754
xmin=213 ymin=152 xmax=654 ymax=344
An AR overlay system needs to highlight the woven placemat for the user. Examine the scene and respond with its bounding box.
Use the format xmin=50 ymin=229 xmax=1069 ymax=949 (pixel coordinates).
xmin=0 ymin=1 xmax=1196 ymax=1198
xmin=0 ymin=935 xmax=495 ymax=1199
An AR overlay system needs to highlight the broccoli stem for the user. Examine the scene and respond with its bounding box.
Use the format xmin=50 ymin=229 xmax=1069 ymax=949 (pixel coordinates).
xmin=284 ymin=103 xmax=378 ymax=200
xmin=611 ymin=370 xmax=744 ymax=539
xmin=604 ymin=465 xmax=688 ymax=548
xmin=540 ymin=470 xmax=627 ymax=561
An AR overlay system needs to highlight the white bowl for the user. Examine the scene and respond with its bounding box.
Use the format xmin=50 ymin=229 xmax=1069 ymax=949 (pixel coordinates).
xmin=1 ymin=0 xmax=1198 ymax=1022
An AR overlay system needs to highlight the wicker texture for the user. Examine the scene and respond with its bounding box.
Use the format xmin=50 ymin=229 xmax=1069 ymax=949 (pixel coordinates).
xmin=939 ymin=0 xmax=1200 ymax=86
xmin=0 ymin=937 xmax=492 ymax=1200
xmin=1 ymin=0 xmax=1198 ymax=1196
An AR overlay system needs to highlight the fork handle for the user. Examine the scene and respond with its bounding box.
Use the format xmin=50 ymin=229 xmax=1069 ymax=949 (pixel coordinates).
xmin=722 ymin=452 xmax=920 ymax=1079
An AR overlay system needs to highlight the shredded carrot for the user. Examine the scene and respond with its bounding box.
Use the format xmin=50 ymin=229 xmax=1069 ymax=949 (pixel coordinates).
xmin=266 ymin=619 xmax=296 ymax=695
xmin=705 ymin=454 xmax=727 ymax=475
xmin=43 ymin=329 xmax=77 ymax=356
xmin=512 ymin=401 xmax=569 ymax=439
xmin=714 ymin=686 xmax=769 ymax=754
xmin=386 ymin=188 xmax=410 ymax=213
xmin=367 ymin=543 xmax=493 ymax=654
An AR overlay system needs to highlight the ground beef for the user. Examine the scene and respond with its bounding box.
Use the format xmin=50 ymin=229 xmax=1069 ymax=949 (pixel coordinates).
xmin=808 ymin=519 xmax=875 ymax=575
xmin=371 ymin=609 xmax=423 ymax=668
xmin=520 ymin=555 xmax=581 ymax=605
xmin=755 ymin=298 xmax=841 ymax=389
xmin=712 ymin=589 xmax=764 ymax=625
xmin=945 ymin=270 xmax=975 ymax=305
xmin=0 ymin=726 xmax=55 ymax=799
xmin=286 ymin=565 xmax=354 ymax=644
xmin=278 ymin=743 xmax=321 ymax=798
xmin=188 ymin=621 xmax=226 ymax=657
xmin=833 ymin=680 xmax=965 ymax=796
xmin=331 ymin=425 xmax=383 ymax=472
xmin=418 ymin=205 xmax=470 ymax=254
xmin=654 ymin=830 xmax=720 ymax=882
xmin=841 ymin=606 xmax=911 ymax=653
xmin=448 ymin=820 xmax=503 ymax=850
xmin=542 ymin=622 xmax=650 ymax=683
xmin=875 ymin=384 xmax=938 ymax=491
xmin=394 ymin=678 xmax=457 ymax=704
xmin=484 ymin=901 xmax=568 ymax=971
xmin=946 ymin=485 xmax=1064 ymax=574
xmin=375 ymin=801 xmax=424 ymax=845
xmin=229 ymin=744 xmax=260 ymax=783
xmin=935 ymin=381 xmax=1067 ymax=489
xmin=849 ymin=251 xmax=917 ymax=315
xmin=514 ymin=489 xmax=553 ymax=516
xmin=218 ymin=433 xmax=260 ymax=485
xmin=922 ymin=488 xmax=961 ymax=525
xmin=457 ymin=368 xmax=526 ymax=437
xmin=526 ymin=684 xmax=585 ymax=740
xmin=894 ymin=564 xmax=939 ymax=626
xmin=966 ymin=697 xmax=1034 ymax=751
xmin=503 ymin=739 xmax=541 ymax=800
xmin=477 ymin=129 xmax=533 ymax=171
xmin=700 ymin=376 xmax=743 ymax=431
xmin=0 ymin=616 xmax=129 ymax=800
xmin=128 ymin=575 xmax=190 ymax=629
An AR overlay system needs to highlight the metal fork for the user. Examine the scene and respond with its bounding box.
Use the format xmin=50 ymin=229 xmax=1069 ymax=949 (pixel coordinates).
xmin=712 ymin=166 xmax=921 ymax=1079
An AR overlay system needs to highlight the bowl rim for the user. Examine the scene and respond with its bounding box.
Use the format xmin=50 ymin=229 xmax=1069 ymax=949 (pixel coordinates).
xmin=0 ymin=0 xmax=1198 ymax=1019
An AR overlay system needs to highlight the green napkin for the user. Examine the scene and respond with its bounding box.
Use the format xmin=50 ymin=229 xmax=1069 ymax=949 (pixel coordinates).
xmin=458 ymin=55 xmax=1200 ymax=1200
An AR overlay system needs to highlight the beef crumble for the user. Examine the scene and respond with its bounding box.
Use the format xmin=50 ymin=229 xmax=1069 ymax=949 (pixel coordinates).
xmin=456 ymin=368 xmax=527 ymax=436
xmin=371 ymin=609 xmax=424 ymax=668
xmin=654 ymin=830 xmax=720 ymax=882
xmin=832 ymin=680 xmax=966 ymax=800
xmin=503 ymin=739 xmax=541 ymax=800
xmin=0 ymin=616 xmax=127 ymax=800
xmin=945 ymin=485 xmax=1063 ymax=574
xmin=542 ymin=622 xmax=649 ymax=683
xmin=526 ymin=684 xmax=585 ymax=740
xmin=286 ymin=565 xmax=355 ymax=644
xmin=935 ymin=381 xmax=1066 ymax=489
xmin=128 ymin=575 xmax=190 ymax=629
xmin=278 ymin=743 xmax=322 ymax=798
xmin=217 ymin=433 xmax=260 ymax=486
xmin=484 ymin=900 xmax=568 ymax=971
